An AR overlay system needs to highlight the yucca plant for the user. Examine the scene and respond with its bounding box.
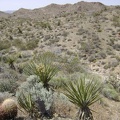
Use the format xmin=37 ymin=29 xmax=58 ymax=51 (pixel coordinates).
xmin=24 ymin=53 xmax=58 ymax=89
xmin=63 ymin=77 xmax=101 ymax=120
xmin=17 ymin=92 xmax=36 ymax=118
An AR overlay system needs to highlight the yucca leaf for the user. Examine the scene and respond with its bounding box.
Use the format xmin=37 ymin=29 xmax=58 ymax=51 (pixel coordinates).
xmin=64 ymin=77 xmax=101 ymax=109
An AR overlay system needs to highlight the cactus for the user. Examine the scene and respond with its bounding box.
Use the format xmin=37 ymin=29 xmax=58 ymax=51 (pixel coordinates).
xmin=0 ymin=98 xmax=17 ymax=120
xmin=0 ymin=106 xmax=5 ymax=120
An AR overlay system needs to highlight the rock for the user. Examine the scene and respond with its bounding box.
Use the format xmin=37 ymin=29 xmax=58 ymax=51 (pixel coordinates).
xmin=9 ymin=46 xmax=18 ymax=53
xmin=21 ymin=50 xmax=34 ymax=58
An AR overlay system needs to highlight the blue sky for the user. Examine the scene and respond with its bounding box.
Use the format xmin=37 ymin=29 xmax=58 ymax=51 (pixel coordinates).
xmin=0 ymin=0 xmax=120 ymax=11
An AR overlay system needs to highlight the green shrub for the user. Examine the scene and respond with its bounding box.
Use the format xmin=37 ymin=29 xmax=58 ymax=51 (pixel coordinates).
xmin=25 ymin=39 xmax=39 ymax=50
xmin=12 ymin=39 xmax=23 ymax=49
xmin=106 ymin=75 xmax=120 ymax=93
xmin=112 ymin=16 xmax=120 ymax=27
xmin=88 ymin=55 xmax=96 ymax=62
xmin=102 ymin=84 xmax=120 ymax=101
xmin=6 ymin=55 xmax=17 ymax=70
xmin=113 ymin=44 xmax=120 ymax=51
xmin=40 ymin=22 xmax=52 ymax=30
xmin=57 ymin=20 xmax=61 ymax=26
xmin=50 ymin=75 xmax=69 ymax=89
xmin=62 ymin=31 xmax=69 ymax=37
xmin=97 ymin=29 xmax=102 ymax=32
xmin=0 ymin=40 xmax=11 ymax=50
xmin=0 ymin=78 xmax=18 ymax=93
xmin=93 ymin=12 xmax=101 ymax=17
xmin=64 ymin=57 xmax=86 ymax=74
xmin=0 ymin=68 xmax=20 ymax=93
xmin=16 ymin=75 xmax=53 ymax=119
xmin=12 ymin=39 xmax=39 ymax=50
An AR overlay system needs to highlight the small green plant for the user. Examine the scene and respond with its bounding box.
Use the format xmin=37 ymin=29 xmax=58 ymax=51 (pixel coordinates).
xmin=0 ymin=73 xmax=18 ymax=93
xmin=6 ymin=55 xmax=18 ymax=70
xmin=64 ymin=57 xmax=86 ymax=74
xmin=12 ymin=39 xmax=24 ymax=49
xmin=102 ymin=85 xmax=120 ymax=101
xmin=17 ymin=92 xmax=36 ymax=118
xmin=62 ymin=31 xmax=69 ymax=37
xmin=25 ymin=39 xmax=39 ymax=50
xmin=18 ymin=27 xmax=22 ymax=34
xmin=57 ymin=20 xmax=61 ymax=26
xmin=93 ymin=12 xmax=101 ymax=17
xmin=102 ymin=75 xmax=120 ymax=101
xmin=0 ymin=69 xmax=19 ymax=93
xmin=0 ymin=40 xmax=11 ymax=50
xmin=63 ymin=77 xmax=101 ymax=120
xmin=97 ymin=29 xmax=102 ymax=32
xmin=112 ymin=16 xmax=120 ymax=27
xmin=40 ymin=22 xmax=52 ymax=30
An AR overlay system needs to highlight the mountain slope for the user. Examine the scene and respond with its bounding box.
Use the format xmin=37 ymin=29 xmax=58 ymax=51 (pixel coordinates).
xmin=10 ymin=1 xmax=106 ymax=19
xmin=0 ymin=11 xmax=9 ymax=18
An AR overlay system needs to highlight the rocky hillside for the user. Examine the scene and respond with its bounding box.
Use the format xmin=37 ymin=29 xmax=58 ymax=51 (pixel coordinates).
xmin=0 ymin=1 xmax=120 ymax=120
xmin=0 ymin=1 xmax=120 ymax=75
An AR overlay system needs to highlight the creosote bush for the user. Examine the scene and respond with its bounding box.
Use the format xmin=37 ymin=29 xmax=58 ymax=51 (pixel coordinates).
xmin=102 ymin=75 xmax=120 ymax=101
xmin=0 ymin=70 xmax=19 ymax=93
xmin=102 ymin=84 xmax=120 ymax=101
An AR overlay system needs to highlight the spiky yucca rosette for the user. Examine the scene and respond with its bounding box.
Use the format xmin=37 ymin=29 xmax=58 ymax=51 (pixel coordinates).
xmin=0 ymin=98 xmax=17 ymax=119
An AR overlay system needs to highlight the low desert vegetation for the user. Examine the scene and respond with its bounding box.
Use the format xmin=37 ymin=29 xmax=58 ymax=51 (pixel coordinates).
xmin=16 ymin=54 xmax=102 ymax=120
xmin=0 ymin=1 xmax=120 ymax=120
